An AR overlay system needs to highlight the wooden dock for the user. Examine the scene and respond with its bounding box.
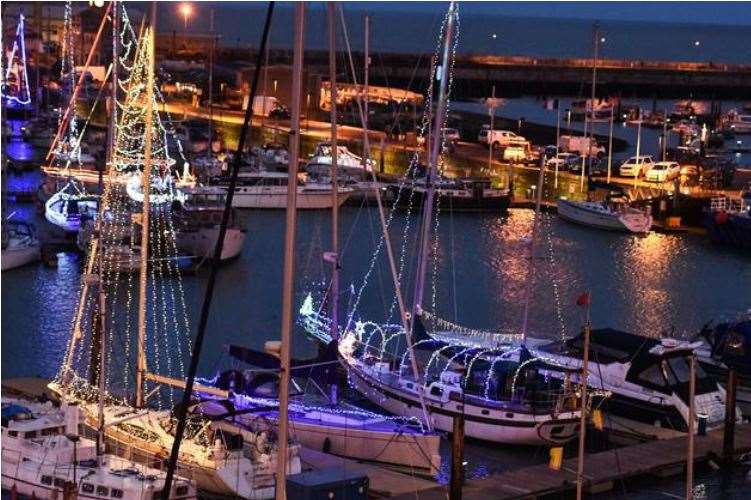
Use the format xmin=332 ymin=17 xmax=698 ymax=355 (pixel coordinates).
xmin=394 ymin=424 xmax=751 ymax=500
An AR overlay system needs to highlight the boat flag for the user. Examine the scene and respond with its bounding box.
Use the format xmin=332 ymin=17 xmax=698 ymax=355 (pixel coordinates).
xmin=576 ymin=292 xmax=591 ymax=307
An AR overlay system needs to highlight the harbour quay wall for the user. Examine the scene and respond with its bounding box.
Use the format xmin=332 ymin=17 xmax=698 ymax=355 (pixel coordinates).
xmin=217 ymin=47 xmax=751 ymax=100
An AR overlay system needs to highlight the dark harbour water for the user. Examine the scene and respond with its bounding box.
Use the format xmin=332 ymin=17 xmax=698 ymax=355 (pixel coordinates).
xmin=3 ymin=195 xmax=751 ymax=497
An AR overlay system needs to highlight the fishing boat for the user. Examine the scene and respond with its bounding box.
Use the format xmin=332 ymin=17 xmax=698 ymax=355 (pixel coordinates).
xmin=44 ymin=179 xmax=99 ymax=233
xmin=1 ymin=219 xmax=40 ymax=270
xmin=704 ymin=189 xmax=751 ymax=250
xmin=200 ymin=343 xmax=442 ymax=471
xmin=1 ymin=398 xmax=197 ymax=500
xmin=557 ymin=193 xmax=652 ymax=233
xmin=695 ymin=317 xmax=751 ymax=415
xmin=213 ymin=171 xmax=353 ymax=210
xmin=532 ymin=330 xmax=738 ymax=442
xmin=174 ymin=186 xmax=246 ymax=262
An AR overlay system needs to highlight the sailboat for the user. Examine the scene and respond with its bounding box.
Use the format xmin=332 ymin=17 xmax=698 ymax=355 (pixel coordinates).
xmin=1 ymin=12 xmax=33 ymax=117
xmin=199 ymin=8 xmax=441 ymax=469
xmin=300 ymin=3 xmax=580 ymax=447
xmin=47 ymin=7 xmax=299 ymax=498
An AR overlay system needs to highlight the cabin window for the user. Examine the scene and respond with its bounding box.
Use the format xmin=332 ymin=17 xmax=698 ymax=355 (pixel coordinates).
xmin=176 ymin=486 xmax=189 ymax=496
xmin=550 ymin=426 xmax=564 ymax=435
xmin=637 ymin=364 xmax=667 ymax=387
xmin=24 ymin=431 xmax=37 ymax=438
xmin=41 ymin=475 xmax=53 ymax=485
xmin=481 ymin=409 xmax=490 ymax=415
xmin=430 ymin=386 xmax=443 ymax=397
xmin=406 ymin=383 xmax=413 ymax=389
xmin=81 ymin=483 xmax=95 ymax=494
xmin=97 ymin=486 xmax=109 ymax=496
xmin=111 ymin=489 xmax=124 ymax=498
xmin=448 ymin=391 xmax=461 ymax=402
xmin=152 ymin=491 xmax=163 ymax=500
xmin=7 ymin=431 xmax=18 ymax=438
xmin=54 ymin=478 xmax=65 ymax=487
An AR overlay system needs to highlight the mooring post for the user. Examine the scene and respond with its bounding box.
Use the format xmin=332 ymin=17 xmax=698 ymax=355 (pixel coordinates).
xmin=450 ymin=412 xmax=465 ymax=500
xmin=723 ymin=368 xmax=738 ymax=465
xmin=686 ymin=354 xmax=696 ymax=500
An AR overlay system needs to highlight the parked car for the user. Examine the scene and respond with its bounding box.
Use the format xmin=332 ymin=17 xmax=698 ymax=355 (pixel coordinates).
xmin=619 ymin=155 xmax=655 ymax=177
xmin=569 ymin=155 xmax=602 ymax=174
xmin=503 ymin=145 xmax=528 ymax=163
xmin=645 ymin=161 xmax=681 ymax=182
xmin=484 ymin=129 xmax=529 ymax=149
xmin=546 ymin=152 xmax=579 ymax=170
xmin=559 ymin=135 xmax=606 ymax=158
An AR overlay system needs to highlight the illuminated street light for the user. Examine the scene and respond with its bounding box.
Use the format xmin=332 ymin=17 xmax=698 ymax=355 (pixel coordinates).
xmin=180 ymin=3 xmax=193 ymax=31
xmin=694 ymin=40 xmax=701 ymax=47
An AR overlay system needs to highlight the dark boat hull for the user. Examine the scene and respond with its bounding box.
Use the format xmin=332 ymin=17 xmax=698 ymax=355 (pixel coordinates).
xmin=388 ymin=185 xmax=511 ymax=213
xmin=704 ymin=211 xmax=751 ymax=250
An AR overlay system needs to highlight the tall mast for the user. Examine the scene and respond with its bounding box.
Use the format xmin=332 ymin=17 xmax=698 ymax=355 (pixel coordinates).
xmin=207 ymin=8 xmax=214 ymax=161
xmin=97 ymin=0 xmax=118 ymax=457
xmin=580 ymin=23 xmax=599 ymax=192
xmin=327 ymin=3 xmax=339 ymax=341
xmin=363 ymin=14 xmax=369 ymax=181
xmin=276 ymin=4 xmax=304 ymax=499
xmin=135 ymin=4 xmax=156 ymax=409
xmin=520 ymin=155 xmax=546 ymax=342
xmin=410 ymin=2 xmax=456 ymax=319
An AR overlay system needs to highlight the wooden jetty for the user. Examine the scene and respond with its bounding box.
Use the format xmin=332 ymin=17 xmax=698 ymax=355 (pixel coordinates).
xmin=396 ymin=423 xmax=751 ymax=500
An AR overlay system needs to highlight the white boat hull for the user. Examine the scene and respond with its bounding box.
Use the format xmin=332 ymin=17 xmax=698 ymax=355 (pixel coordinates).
xmin=347 ymin=364 xmax=579 ymax=446
xmin=1 ymin=244 xmax=40 ymax=270
xmin=223 ymin=409 xmax=440 ymax=471
xmin=558 ymin=199 xmax=652 ymax=233
xmin=176 ymin=227 xmax=245 ymax=261
xmin=231 ymin=188 xmax=351 ymax=210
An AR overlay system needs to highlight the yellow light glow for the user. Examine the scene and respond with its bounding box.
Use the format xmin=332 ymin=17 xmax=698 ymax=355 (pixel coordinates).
xmin=180 ymin=3 xmax=193 ymax=18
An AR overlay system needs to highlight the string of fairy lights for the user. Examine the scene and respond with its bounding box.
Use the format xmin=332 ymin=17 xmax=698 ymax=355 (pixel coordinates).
xmin=0 ymin=13 xmax=32 ymax=106
xmin=56 ymin=9 xmax=192 ymax=412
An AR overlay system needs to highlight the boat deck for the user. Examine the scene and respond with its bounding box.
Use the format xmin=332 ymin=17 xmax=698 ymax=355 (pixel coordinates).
xmin=394 ymin=423 xmax=751 ymax=499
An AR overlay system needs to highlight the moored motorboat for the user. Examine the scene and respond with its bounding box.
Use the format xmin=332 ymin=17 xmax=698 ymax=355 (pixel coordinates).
xmin=389 ymin=176 xmax=511 ymax=213
xmin=533 ymin=329 xmax=739 ymax=442
xmin=1 ymin=398 xmax=197 ymax=500
xmin=1 ymin=220 xmax=40 ymax=270
xmin=695 ymin=318 xmax=751 ymax=416
xmin=44 ymin=179 xmax=99 ymax=233
xmin=704 ymin=189 xmax=751 ymax=250
xmin=174 ymin=186 xmax=246 ymax=261
xmin=213 ymin=171 xmax=353 ymax=210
